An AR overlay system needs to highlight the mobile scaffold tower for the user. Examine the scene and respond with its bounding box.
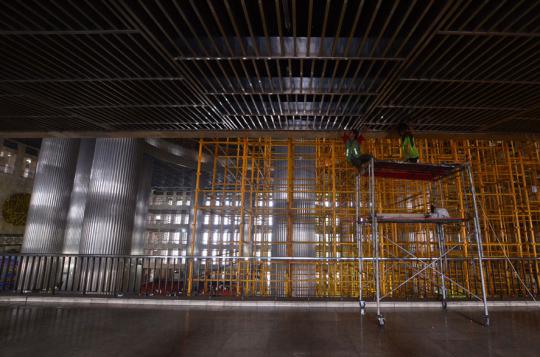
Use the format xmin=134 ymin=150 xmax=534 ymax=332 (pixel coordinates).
xmin=356 ymin=158 xmax=490 ymax=326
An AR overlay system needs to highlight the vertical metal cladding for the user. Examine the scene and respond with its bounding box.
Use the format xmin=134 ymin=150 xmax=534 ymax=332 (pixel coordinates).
xmin=271 ymin=143 xmax=316 ymax=296
xmin=22 ymin=138 xmax=80 ymax=253
xmin=62 ymin=139 xmax=96 ymax=254
xmin=271 ymin=145 xmax=288 ymax=296
xmin=79 ymin=138 xmax=142 ymax=255
xmin=131 ymin=155 xmax=153 ymax=255
xmin=292 ymin=144 xmax=316 ymax=297
xmin=272 ymin=145 xmax=316 ymax=297
xmin=272 ymin=145 xmax=289 ymax=253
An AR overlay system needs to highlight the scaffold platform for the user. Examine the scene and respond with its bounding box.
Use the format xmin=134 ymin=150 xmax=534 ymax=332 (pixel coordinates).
xmin=362 ymin=214 xmax=465 ymax=225
xmin=356 ymin=158 xmax=490 ymax=327
xmin=361 ymin=160 xmax=462 ymax=181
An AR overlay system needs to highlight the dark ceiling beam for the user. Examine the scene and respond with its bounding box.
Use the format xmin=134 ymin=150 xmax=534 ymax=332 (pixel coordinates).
xmin=60 ymin=104 xmax=211 ymax=109
xmin=0 ymin=1 xmax=538 ymax=134
xmin=171 ymin=36 xmax=407 ymax=59
xmin=0 ymin=77 xmax=184 ymax=84
xmin=174 ymin=56 xmax=405 ymax=61
xmin=0 ymin=115 xmax=77 ymax=119
xmin=0 ymin=29 xmax=139 ymax=35
xmin=354 ymin=1 xmax=463 ymax=130
xmin=0 ymin=85 xmax=113 ymax=131
xmin=0 ymin=130 xmax=538 ymax=141
xmin=378 ymin=104 xmax=526 ymax=111
xmin=378 ymin=0 xmax=540 ymax=133
xmin=224 ymin=113 xmax=364 ymax=118
xmin=480 ymin=104 xmax=540 ymax=131
xmin=197 ymin=77 xmax=380 ymax=94
xmin=111 ymin=0 xmax=233 ymax=130
xmin=206 ymin=91 xmax=377 ymax=96
xmin=438 ymin=30 xmax=540 ymax=38
xmin=400 ymin=78 xmax=540 ymax=86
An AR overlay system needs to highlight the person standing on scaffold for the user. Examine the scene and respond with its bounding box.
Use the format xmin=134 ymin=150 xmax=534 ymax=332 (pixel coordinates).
xmin=397 ymin=122 xmax=419 ymax=163
xmin=343 ymin=129 xmax=372 ymax=170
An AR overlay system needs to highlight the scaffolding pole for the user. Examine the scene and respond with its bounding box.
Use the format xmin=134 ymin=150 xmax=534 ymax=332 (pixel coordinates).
xmin=176 ymin=137 xmax=539 ymax=303
xmin=369 ymin=158 xmax=384 ymax=326
xmin=356 ymin=174 xmax=365 ymax=314
xmin=466 ymin=163 xmax=490 ymax=326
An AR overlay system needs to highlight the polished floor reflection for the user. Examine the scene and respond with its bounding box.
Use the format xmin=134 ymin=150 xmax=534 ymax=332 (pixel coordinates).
xmin=0 ymin=303 xmax=539 ymax=357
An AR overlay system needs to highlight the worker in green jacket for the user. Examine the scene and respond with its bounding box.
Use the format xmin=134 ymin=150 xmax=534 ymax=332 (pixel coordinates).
xmin=398 ymin=122 xmax=419 ymax=163
xmin=343 ymin=129 xmax=372 ymax=169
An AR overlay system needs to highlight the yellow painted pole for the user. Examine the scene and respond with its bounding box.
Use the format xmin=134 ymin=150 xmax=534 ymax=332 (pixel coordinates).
xmin=491 ymin=145 xmax=512 ymax=294
xmin=286 ymin=139 xmax=294 ymax=297
xmin=245 ymin=140 xmax=256 ymax=295
xmin=331 ymin=142 xmax=338 ymax=295
xmin=187 ymin=139 xmax=204 ymax=296
xmin=516 ymin=146 xmax=539 ymax=288
xmin=236 ymin=138 xmax=249 ymax=296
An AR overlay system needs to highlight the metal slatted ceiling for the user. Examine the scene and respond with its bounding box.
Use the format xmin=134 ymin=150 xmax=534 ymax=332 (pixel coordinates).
xmin=0 ymin=0 xmax=539 ymax=134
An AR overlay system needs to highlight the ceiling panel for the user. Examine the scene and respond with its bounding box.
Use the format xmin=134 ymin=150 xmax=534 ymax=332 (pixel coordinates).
xmin=0 ymin=0 xmax=539 ymax=135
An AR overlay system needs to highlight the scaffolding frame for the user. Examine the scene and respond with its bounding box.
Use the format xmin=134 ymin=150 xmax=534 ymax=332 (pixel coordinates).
xmin=357 ymin=158 xmax=489 ymax=326
xmin=145 ymin=137 xmax=540 ymax=302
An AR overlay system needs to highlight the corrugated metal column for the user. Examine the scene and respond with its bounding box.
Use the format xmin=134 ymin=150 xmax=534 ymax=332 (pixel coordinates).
xmin=292 ymin=143 xmax=316 ymax=297
xmin=63 ymin=139 xmax=95 ymax=254
xmin=131 ymin=155 xmax=153 ymax=255
xmin=22 ymin=138 xmax=80 ymax=253
xmin=79 ymin=138 xmax=143 ymax=255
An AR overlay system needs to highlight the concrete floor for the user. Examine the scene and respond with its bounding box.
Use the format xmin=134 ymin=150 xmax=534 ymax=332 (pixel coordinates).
xmin=0 ymin=303 xmax=539 ymax=357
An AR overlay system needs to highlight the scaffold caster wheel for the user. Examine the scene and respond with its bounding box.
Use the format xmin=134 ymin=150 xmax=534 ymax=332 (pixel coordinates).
xmin=377 ymin=315 xmax=385 ymax=327
xmin=359 ymin=301 xmax=366 ymax=316
xmin=483 ymin=316 xmax=490 ymax=327
xmin=442 ymin=301 xmax=447 ymax=310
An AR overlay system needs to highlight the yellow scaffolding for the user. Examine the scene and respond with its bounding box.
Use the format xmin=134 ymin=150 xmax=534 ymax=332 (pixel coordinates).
xmin=187 ymin=137 xmax=540 ymax=299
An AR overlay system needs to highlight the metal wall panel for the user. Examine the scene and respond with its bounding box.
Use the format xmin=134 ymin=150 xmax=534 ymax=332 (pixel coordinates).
xmin=270 ymin=143 xmax=316 ymax=296
xmin=79 ymin=138 xmax=142 ymax=255
xmin=131 ymin=155 xmax=153 ymax=255
xmin=292 ymin=144 xmax=316 ymax=297
xmin=271 ymin=145 xmax=288 ymax=295
xmin=22 ymin=138 xmax=80 ymax=253
xmin=62 ymin=139 xmax=95 ymax=254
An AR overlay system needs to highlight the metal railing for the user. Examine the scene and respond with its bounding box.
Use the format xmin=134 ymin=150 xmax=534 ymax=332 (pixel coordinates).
xmin=1 ymin=254 xmax=538 ymax=300
xmin=0 ymin=235 xmax=23 ymax=253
